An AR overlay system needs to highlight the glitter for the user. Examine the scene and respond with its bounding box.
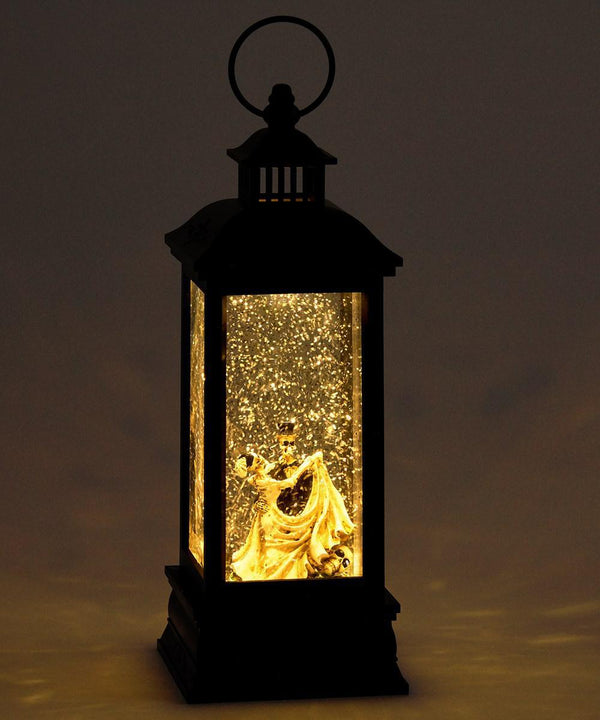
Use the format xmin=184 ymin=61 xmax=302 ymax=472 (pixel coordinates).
xmin=223 ymin=292 xmax=364 ymax=580
xmin=189 ymin=283 xmax=205 ymax=566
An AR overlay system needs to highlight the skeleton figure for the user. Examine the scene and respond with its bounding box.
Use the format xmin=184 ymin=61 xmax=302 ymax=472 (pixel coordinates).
xmin=231 ymin=446 xmax=354 ymax=581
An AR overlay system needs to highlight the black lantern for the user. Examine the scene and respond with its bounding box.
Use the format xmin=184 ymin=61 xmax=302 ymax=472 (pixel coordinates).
xmin=157 ymin=16 xmax=409 ymax=702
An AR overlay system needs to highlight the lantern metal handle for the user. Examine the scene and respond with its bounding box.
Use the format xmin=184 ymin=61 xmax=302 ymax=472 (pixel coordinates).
xmin=228 ymin=15 xmax=336 ymax=118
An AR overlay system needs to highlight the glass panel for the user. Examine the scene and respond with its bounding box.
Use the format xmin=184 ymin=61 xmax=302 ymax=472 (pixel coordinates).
xmin=225 ymin=292 xmax=363 ymax=582
xmin=189 ymin=282 xmax=205 ymax=566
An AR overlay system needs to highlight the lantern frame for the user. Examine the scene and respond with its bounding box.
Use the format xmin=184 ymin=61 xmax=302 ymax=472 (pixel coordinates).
xmin=157 ymin=17 xmax=409 ymax=702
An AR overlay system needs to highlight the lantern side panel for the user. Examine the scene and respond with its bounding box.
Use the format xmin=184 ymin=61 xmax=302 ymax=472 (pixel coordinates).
xmin=189 ymin=282 xmax=205 ymax=567
xmin=225 ymin=292 xmax=363 ymax=582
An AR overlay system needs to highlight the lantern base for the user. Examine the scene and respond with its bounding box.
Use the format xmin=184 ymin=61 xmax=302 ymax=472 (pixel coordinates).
xmin=157 ymin=565 xmax=409 ymax=703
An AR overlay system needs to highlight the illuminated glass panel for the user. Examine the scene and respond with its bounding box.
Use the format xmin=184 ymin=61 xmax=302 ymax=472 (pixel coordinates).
xmin=225 ymin=292 xmax=363 ymax=582
xmin=189 ymin=282 xmax=205 ymax=566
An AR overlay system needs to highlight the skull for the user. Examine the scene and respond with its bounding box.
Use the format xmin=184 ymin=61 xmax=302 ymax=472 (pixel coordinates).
xmin=319 ymin=545 xmax=353 ymax=577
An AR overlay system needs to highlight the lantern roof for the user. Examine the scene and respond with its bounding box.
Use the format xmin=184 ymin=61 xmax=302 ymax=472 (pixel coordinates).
xmin=227 ymin=125 xmax=337 ymax=168
xmin=166 ymin=198 xmax=402 ymax=284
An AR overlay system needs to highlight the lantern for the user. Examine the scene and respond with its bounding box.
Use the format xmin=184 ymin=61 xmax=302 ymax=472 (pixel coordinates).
xmin=157 ymin=16 xmax=409 ymax=702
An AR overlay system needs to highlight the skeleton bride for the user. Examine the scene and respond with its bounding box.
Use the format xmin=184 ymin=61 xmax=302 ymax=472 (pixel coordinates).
xmin=231 ymin=450 xmax=354 ymax=581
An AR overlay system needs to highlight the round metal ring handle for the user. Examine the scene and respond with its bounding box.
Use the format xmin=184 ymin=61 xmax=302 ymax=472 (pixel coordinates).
xmin=228 ymin=15 xmax=335 ymax=118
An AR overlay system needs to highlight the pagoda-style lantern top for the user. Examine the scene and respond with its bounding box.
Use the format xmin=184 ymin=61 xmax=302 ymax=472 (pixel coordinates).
xmin=166 ymin=18 xmax=400 ymax=288
xmin=229 ymin=83 xmax=336 ymax=206
xmin=158 ymin=16 xmax=408 ymax=703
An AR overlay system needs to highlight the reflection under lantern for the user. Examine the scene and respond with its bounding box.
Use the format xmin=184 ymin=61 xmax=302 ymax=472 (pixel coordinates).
xmin=224 ymin=292 xmax=363 ymax=581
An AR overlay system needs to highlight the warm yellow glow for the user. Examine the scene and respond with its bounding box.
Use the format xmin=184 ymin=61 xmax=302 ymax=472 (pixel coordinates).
xmin=225 ymin=292 xmax=363 ymax=581
xmin=189 ymin=283 xmax=205 ymax=566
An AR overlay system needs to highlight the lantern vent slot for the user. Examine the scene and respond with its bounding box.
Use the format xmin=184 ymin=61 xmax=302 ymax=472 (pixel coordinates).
xmin=256 ymin=165 xmax=317 ymax=203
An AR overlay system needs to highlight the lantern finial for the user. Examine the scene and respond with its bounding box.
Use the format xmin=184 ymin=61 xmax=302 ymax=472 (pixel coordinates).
xmin=263 ymin=84 xmax=300 ymax=131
